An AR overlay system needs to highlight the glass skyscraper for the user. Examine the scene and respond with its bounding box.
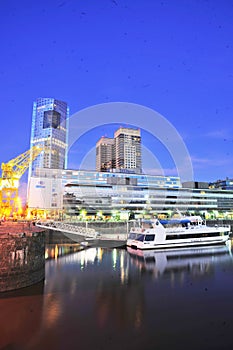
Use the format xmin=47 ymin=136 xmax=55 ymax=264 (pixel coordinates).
xmin=28 ymin=98 xmax=69 ymax=178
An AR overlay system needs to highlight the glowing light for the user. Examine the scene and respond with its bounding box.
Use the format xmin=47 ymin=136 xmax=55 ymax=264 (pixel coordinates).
xmin=55 ymin=245 xmax=59 ymax=260
xmin=112 ymin=249 xmax=117 ymax=269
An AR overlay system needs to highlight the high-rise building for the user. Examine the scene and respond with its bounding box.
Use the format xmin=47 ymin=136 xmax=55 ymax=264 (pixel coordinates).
xmin=28 ymin=98 xmax=69 ymax=177
xmin=96 ymin=127 xmax=141 ymax=174
xmin=114 ymin=127 xmax=141 ymax=174
xmin=96 ymin=137 xmax=115 ymax=172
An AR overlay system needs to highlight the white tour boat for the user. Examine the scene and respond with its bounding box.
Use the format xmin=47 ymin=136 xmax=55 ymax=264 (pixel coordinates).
xmin=127 ymin=216 xmax=231 ymax=250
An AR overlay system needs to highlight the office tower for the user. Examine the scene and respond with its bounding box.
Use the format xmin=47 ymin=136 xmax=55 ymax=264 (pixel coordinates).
xmin=96 ymin=137 xmax=115 ymax=172
xmin=114 ymin=127 xmax=141 ymax=174
xmin=96 ymin=127 xmax=141 ymax=174
xmin=28 ymin=98 xmax=69 ymax=177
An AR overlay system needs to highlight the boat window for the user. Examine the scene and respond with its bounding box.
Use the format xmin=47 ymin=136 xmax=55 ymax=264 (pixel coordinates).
xmin=145 ymin=234 xmax=155 ymax=241
xmin=166 ymin=234 xmax=178 ymax=240
xmin=166 ymin=232 xmax=223 ymax=240
xmin=142 ymin=222 xmax=153 ymax=229
xmin=129 ymin=232 xmax=137 ymax=239
xmin=136 ymin=234 xmax=145 ymax=242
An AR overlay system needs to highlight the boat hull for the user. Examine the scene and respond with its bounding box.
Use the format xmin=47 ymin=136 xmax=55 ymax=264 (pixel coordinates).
xmin=128 ymin=236 xmax=229 ymax=250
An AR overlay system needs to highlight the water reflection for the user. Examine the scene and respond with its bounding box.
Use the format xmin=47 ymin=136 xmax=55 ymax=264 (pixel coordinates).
xmin=45 ymin=243 xmax=84 ymax=260
xmin=1 ymin=241 xmax=233 ymax=350
xmin=0 ymin=282 xmax=45 ymax=350
xmin=41 ymin=247 xmax=144 ymax=348
xmin=127 ymin=241 xmax=233 ymax=282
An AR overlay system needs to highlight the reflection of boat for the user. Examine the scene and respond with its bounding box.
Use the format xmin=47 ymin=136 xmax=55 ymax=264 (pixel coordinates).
xmin=127 ymin=216 xmax=231 ymax=250
xmin=127 ymin=243 xmax=232 ymax=276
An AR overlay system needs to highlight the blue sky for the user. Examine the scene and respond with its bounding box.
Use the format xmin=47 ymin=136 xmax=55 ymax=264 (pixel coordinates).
xmin=1 ymin=0 xmax=233 ymax=185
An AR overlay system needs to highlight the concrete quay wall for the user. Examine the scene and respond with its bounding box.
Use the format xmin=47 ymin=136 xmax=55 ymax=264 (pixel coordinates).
xmin=0 ymin=224 xmax=45 ymax=292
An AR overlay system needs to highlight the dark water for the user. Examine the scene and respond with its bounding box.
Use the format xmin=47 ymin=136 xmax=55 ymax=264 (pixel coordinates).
xmin=1 ymin=240 xmax=233 ymax=350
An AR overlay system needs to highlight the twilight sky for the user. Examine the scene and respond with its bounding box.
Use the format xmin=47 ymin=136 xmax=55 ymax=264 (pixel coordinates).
xmin=1 ymin=0 xmax=233 ymax=185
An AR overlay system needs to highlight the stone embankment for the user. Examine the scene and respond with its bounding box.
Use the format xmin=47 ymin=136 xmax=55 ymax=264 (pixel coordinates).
xmin=0 ymin=222 xmax=45 ymax=292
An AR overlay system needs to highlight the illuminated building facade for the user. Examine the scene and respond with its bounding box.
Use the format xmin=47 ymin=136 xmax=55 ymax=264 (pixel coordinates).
xmin=27 ymin=169 xmax=233 ymax=218
xmin=28 ymin=98 xmax=69 ymax=178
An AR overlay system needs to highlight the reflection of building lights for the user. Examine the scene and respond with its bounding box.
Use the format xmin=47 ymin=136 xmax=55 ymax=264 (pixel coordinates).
xmin=55 ymin=245 xmax=58 ymax=260
xmin=135 ymin=306 xmax=142 ymax=329
xmin=226 ymin=239 xmax=232 ymax=253
xmin=80 ymin=248 xmax=98 ymax=269
xmin=120 ymin=252 xmax=124 ymax=269
xmin=112 ymin=249 xmax=117 ymax=269
xmin=43 ymin=294 xmax=62 ymax=329
xmin=97 ymin=248 xmax=103 ymax=262
xmin=45 ymin=249 xmax=49 ymax=259
xmin=120 ymin=253 xmax=125 ymax=284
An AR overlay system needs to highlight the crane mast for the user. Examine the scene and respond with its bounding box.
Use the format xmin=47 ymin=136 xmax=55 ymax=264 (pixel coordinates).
xmin=0 ymin=146 xmax=43 ymax=217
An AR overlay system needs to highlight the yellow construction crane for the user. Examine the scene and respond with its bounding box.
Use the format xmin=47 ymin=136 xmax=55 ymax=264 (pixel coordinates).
xmin=0 ymin=146 xmax=43 ymax=218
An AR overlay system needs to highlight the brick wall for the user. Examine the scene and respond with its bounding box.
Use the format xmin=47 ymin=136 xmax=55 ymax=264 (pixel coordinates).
xmin=0 ymin=232 xmax=45 ymax=292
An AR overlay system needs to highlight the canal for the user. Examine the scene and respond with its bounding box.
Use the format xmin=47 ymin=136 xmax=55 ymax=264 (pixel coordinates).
xmin=1 ymin=238 xmax=233 ymax=350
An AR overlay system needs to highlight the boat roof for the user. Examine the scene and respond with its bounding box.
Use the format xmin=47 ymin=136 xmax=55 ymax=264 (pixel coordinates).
xmin=141 ymin=219 xmax=156 ymax=223
xmin=139 ymin=218 xmax=191 ymax=225
xmin=159 ymin=219 xmax=191 ymax=225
